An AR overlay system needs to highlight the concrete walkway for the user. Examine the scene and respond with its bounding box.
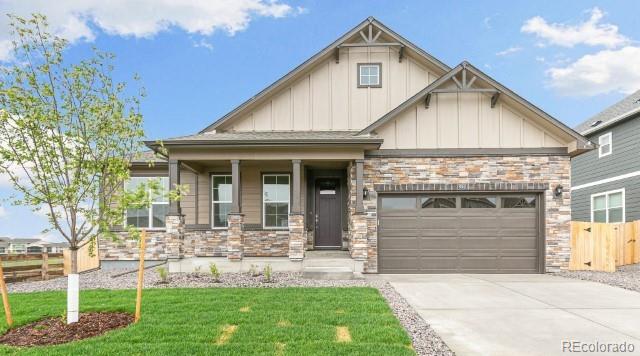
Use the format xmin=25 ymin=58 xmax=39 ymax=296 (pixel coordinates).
xmin=376 ymin=274 xmax=640 ymax=356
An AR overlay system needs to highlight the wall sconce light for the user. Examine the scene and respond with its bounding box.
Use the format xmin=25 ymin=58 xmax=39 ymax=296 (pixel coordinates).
xmin=363 ymin=187 xmax=369 ymax=199
xmin=554 ymin=185 xmax=563 ymax=198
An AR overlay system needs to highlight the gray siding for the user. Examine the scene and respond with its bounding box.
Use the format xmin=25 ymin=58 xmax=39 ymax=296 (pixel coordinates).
xmin=571 ymin=176 xmax=640 ymax=222
xmin=572 ymin=116 xmax=640 ymax=187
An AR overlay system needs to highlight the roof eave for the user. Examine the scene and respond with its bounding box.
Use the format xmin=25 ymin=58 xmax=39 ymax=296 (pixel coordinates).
xmin=579 ymin=106 xmax=640 ymax=136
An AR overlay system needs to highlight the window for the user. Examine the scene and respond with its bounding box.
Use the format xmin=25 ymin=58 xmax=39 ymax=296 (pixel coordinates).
xmin=125 ymin=176 xmax=169 ymax=229
xmin=263 ymin=174 xmax=290 ymax=228
xmin=502 ymin=196 xmax=536 ymax=208
xmin=381 ymin=196 xmax=415 ymax=210
xmin=461 ymin=197 xmax=497 ymax=208
xmin=421 ymin=197 xmax=456 ymax=208
xmin=599 ymin=132 xmax=612 ymax=157
xmin=358 ymin=63 xmax=381 ymax=87
xmin=212 ymin=175 xmax=232 ymax=228
xmin=591 ymin=189 xmax=624 ymax=223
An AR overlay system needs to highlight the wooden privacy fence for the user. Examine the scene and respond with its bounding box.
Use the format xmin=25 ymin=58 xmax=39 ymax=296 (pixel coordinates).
xmin=1 ymin=253 xmax=64 ymax=283
xmin=570 ymin=221 xmax=640 ymax=272
xmin=63 ymin=242 xmax=100 ymax=275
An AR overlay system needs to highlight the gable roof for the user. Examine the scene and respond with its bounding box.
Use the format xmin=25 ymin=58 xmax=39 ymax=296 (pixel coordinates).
xmin=575 ymin=89 xmax=640 ymax=135
xmin=358 ymin=61 xmax=590 ymax=147
xmin=199 ymin=16 xmax=450 ymax=133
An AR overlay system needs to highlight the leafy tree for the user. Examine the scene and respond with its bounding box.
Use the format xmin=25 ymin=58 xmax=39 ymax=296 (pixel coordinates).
xmin=0 ymin=14 xmax=154 ymax=323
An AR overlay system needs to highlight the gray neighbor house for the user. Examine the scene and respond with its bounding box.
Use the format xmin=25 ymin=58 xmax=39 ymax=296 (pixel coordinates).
xmin=572 ymin=90 xmax=640 ymax=223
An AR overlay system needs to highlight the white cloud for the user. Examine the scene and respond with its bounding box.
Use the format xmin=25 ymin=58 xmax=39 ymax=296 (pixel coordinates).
xmin=547 ymin=46 xmax=640 ymax=96
xmin=0 ymin=205 xmax=6 ymax=218
xmin=192 ymin=38 xmax=214 ymax=51
xmin=521 ymin=7 xmax=629 ymax=48
xmin=496 ymin=46 xmax=522 ymax=56
xmin=0 ymin=0 xmax=299 ymax=61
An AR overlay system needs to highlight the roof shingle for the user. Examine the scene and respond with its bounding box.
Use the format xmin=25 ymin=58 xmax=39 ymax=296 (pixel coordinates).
xmin=575 ymin=89 xmax=640 ymax=134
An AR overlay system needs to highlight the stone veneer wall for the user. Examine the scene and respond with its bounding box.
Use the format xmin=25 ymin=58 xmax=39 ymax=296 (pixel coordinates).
xmin=99 ymin=230 xmax=169 ymax=261
xmin=348 ymin=155 xmax=571 ymax=273
xmin=244 ymin=230 xmax=289 ymax=257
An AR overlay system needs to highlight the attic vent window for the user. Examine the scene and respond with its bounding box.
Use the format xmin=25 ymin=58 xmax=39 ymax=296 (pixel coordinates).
xmin=358 ymin=63 xmax=381 ymax=87
xmin=590 ymin=120 xmax=603 ymax=127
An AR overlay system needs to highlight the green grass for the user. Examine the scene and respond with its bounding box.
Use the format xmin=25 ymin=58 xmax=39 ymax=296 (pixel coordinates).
xmin=0 ymin=288 xmax=414 ymax=355
xmin=3 ymin=258 xmax=63 ymax=267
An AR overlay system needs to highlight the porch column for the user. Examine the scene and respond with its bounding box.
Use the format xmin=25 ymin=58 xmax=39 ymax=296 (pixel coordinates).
xmin=288 ymin=159 xmax=304 ymax=261
xmin=168 ymin=159 xmax=181 ymax=215
xmin=227 ymin=159 xmax=244 ymax=260
xmin=231 ymin=160 xmax=241 ymax=213
xmin=355 ymin=159 xmax=365 ymax=213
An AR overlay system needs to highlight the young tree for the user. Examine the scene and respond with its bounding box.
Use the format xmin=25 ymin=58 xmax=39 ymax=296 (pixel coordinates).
xmin=0 ymin=14 xmax=146 ymax=323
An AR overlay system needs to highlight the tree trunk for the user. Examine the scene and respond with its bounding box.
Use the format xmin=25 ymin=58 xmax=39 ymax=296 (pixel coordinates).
xmin=67 ymin=247 xmax=79 ymax=324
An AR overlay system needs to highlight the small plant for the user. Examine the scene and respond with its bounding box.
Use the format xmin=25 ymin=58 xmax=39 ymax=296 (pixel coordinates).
xmin=60 ymin=309 xmax=67 ymax=324
xmin=248 ymin=264 xmax=260 ymax=277
xmin=209 ymin=263 xmax=221 ymax=282
xmin=157 ymin=266 xmax=169 ymax=284
xmin=194 ymin=265 xmax=202 ymax=274
xmin=263 ymin=264 xmax=273 ymax=283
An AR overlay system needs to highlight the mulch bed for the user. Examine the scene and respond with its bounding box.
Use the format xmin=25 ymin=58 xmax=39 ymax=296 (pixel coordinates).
xmin=0 ymin=312 xmax=133 ymax=347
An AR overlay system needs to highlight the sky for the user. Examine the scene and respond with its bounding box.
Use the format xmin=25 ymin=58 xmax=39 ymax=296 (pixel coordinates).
xmin=1 ymin=0 xmax=639 ymax=240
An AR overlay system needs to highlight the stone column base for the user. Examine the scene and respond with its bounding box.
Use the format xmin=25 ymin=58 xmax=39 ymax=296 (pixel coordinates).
xmin=165 ymin=214 xmax=185 ymax=260
xmin=288 ymin=213 xmax=305 ymax=261
xmin=349 ymin=213 xmax=367 ymax=261
xmin=227 ymin=213 xmax=244 ymax=261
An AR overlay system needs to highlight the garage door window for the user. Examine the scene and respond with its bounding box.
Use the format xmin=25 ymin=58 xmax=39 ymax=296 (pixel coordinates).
xmin=502 ymin=197 xmax=536 ymax=208
xmin=381 ymin=197 xmax=415 ymax=209
xmin=421 ymin=197 xmax=456 ymax=208
xmin=461 ymin=197 xmax=496 ymax=208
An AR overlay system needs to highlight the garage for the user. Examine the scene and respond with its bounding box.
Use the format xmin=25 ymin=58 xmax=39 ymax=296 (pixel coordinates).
xmin=378 ymin=193 xmax=543 ymax=273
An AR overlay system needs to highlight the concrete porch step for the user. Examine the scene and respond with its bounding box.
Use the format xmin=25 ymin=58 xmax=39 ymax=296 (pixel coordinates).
xmin=302 ymin=266 xmax=355 ymax=280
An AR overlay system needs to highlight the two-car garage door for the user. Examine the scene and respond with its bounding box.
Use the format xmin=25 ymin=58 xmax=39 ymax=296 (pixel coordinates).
xmin=378 ymin=193 xmax=542 ymax=273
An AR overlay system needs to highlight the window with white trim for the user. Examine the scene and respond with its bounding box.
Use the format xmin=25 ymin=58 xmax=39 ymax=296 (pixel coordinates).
xmin=591 ymin=189 xmax=624 ymax=223
xmin=125 ymin=177 xmax=169 ymax=228
xmin=263 ymin=174 xmax=290 ymax=228
xmin=598 ymin=132 xmax=612 ymax=157
xmin=212 ymin=175 xmax=232 ymax=228
xmin=358 ymin=63 xmax=381 ymax=87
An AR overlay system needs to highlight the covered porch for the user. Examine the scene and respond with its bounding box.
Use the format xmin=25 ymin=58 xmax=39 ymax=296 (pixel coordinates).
xmin=151 ymin=132 xmax=380 ymax=271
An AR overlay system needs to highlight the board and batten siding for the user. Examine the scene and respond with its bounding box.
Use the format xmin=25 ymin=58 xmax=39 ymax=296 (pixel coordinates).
xmin=375 ymin=92 xmax=566 ymax=149
xmin=571 ymin=115 xmax=640 ymax=222
xmin=223 ymin=46 xmax=440 ymax=132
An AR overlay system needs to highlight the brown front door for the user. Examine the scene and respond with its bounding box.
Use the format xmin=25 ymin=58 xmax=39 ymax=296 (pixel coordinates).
xmin=314 ymin=178 xmax=342 ymax=248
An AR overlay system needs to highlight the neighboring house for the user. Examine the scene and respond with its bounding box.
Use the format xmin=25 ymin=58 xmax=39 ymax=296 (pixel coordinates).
xmin=572 ymin=90 xmax=640 ymax=223
xmin=100 ymin=17 xmax=591 ymax=274
xmin=0 ymin=238 xmax=68 ymax=254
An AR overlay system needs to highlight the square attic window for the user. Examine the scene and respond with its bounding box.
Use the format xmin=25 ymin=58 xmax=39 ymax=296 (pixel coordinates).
xmin=358 ymin=63 xmax=381 ymax=87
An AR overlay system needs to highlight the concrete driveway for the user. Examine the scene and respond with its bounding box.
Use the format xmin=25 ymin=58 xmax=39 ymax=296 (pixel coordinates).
xmin=378 ymin=274 xmax=640 ymax=356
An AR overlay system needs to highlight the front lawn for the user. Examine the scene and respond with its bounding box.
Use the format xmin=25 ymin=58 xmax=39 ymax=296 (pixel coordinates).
xmin=0 ymin=287 xmax=414 ymax=355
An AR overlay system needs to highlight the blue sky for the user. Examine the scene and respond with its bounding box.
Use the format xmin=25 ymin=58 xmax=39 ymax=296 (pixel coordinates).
xmin=1 ymin=0 xmax=639 ymax=240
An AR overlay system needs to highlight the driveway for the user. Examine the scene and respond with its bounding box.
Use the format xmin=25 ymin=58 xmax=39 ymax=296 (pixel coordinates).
xmin=378 ymin=274 xmax=640 ymax=356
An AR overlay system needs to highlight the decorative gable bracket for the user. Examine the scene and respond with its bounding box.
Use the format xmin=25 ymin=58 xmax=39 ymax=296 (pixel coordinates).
xmin=424 ymin=65 xmax=501 ymax=109
xmin=335 ymin=23 xmax=405 ymax=63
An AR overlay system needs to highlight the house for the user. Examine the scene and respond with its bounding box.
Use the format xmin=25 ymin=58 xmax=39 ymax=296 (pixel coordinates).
xmin=0 ymin=237 xmax=8 ymax=254
xmin=0 ymin=237 xmax=69 ymax=254
xmin=100 ymin=17 xmax=591 ymax=274
xmin=571 ymin=90 xmax=640 ymax=223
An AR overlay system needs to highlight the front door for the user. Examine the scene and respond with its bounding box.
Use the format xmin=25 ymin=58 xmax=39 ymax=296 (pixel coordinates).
xmin=314 ymin=178 xmax=342 ymax=248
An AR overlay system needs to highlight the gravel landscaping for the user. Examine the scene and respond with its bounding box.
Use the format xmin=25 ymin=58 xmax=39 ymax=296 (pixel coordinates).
xmin=555 ymin=263 xmax=640 ymax=293
xmin=8 ymin=268 xmax=454 ymax=356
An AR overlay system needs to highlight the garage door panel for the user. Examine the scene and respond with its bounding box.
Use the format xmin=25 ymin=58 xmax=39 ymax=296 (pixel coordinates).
xmin=379 ymin=193 xmax=541 ymax=274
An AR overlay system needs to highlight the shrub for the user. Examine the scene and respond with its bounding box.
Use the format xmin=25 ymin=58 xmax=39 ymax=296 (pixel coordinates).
xmin=248 ymin=264 xmax=260 ymax=277
xmin=157 ymin=266 xmax=168 ymax=283
xmin=263 ymin=264 xmax=272 ymax=283
xmin=209 ymin=263 xmax=221 ymax=282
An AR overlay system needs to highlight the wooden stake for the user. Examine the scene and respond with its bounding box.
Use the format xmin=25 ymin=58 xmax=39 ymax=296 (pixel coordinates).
xmin=134 ymin=230 xmax=146 ymax=323
xmin=0 ymin=258 xmax=13 ymax=327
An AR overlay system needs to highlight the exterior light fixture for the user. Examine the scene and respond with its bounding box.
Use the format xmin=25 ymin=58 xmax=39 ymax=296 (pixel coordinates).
xmin=554 ymin=185 xmax=563 ymax=198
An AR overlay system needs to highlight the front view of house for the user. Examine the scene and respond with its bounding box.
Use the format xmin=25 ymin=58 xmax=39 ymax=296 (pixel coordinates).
xmin=100 ymin=17 xmax=591 ymax=274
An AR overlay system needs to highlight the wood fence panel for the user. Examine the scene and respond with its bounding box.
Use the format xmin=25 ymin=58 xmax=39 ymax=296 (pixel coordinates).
xmin=570 ymin=222 xmax=617 ymax=272
xmin=63 ymin=242 xmax=100 ymax=275
xmin=635 ymin=221 xmax=640 ymax=264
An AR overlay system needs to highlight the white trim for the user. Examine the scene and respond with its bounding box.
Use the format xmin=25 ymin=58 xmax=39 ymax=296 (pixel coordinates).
xmin=125 ymin=176 xmax=169 ymax=229
xmin=598 ymin=132 xmax=612 ymax=158
xmin=262 ymin=174 xmax=291 ymax=229
xmin=580 ymin=106 xmax=640 ymax=135
xmin=211 ymin=174 xmax=233 ymax=228
xmin=590 ymin=188 xmax=625 ymax=223
xmin=571 ymin=170 xmax=640 ymax=191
